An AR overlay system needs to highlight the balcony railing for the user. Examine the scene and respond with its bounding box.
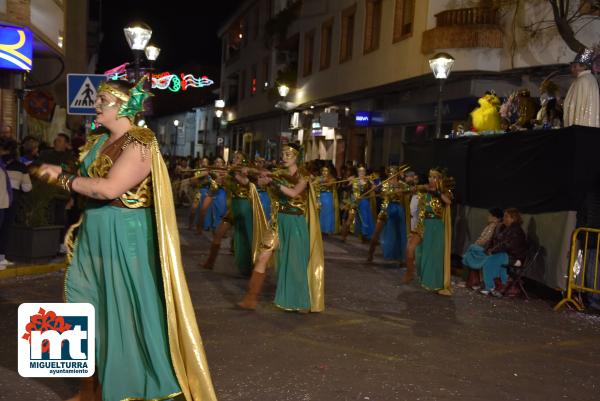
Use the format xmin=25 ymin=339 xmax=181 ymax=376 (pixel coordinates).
xmin=421 ymin=7 xmax=503 ymax=54
xmin=435 ymin=7 xmax=499 ymax=27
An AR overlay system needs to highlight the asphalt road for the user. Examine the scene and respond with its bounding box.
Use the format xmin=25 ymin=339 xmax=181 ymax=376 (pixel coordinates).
xmin=1 ymin=221 xmax=600 ymax=401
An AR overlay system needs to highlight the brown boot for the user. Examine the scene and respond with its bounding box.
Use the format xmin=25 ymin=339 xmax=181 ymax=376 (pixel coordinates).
xmin=402 ymin=257 xmax=415 ymax=284
xmin=237 ymin=271 xmax=266 ymax=310
xmin=202 ymin=243 xmax=221 ymax=270
xmin=367 ymin=240 xmax=377 ymax=262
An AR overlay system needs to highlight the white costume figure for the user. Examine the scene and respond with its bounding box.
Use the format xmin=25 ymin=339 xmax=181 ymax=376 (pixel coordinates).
xmin=563 ymin=49 xmax=600 ymax=128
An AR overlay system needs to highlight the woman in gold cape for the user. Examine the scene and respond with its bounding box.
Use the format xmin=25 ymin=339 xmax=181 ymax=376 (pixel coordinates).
xmin=38 ymin=78 xmax=217 ymax=401
xmin=237 ymin=143 xmax=325 ymax=312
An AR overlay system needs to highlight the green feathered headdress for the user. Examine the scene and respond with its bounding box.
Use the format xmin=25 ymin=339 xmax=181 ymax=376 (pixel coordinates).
xmin=117 ymin=76 xmax=153 ymax=121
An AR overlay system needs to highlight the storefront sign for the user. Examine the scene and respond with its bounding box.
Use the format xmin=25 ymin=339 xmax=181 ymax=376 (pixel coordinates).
xmin=311 ymin=120 xmax=322 ymax=136
xmin=0 ymin=25 xmax=33 ymax=71
xmin=355 ymin=111 xmax=370 ymax=126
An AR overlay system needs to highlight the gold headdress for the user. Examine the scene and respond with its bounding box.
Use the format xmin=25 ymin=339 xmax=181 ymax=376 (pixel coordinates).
xmin=97 ymin=81 xmax=130 ymax=103
xmin=97 ymin=77 xmax=153 ymax=122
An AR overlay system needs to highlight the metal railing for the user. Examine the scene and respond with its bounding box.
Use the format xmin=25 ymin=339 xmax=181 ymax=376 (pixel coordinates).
xmin=435 ymin=7 xmax=499 ymax=27
xmin=554 ymin=227 xmax=600 ymax=311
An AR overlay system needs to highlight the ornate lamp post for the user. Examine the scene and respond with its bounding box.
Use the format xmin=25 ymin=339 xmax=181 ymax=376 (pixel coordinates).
xmin=429 ymin=52 xmax=455 ymax=138
xmin=123 ymin=22 xmax=152 ymax=81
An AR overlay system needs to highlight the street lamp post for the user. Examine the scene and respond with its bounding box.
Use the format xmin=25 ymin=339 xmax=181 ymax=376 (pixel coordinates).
xmin=173 ymin=119 xmax=180 ymax=157
xmin=277 ymin=84 xmax=290 ymax=157
xmin=428 ymin=52 xmax=455 ymax=138
xmin=124 ymin=22 xmax=153 ymax=81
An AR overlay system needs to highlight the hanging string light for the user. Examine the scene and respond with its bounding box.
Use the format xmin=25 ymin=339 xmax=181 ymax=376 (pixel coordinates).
xmin=104 ymin=64 xmax=214 ymax=92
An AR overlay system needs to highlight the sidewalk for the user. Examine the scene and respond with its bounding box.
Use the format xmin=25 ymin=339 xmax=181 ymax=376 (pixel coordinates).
xmin=0 ymin=257 xmax=67 ymax=280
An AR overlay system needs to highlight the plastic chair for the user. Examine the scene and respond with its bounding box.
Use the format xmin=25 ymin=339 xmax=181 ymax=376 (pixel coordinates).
xmin=502 ymin=241 xmax=541 ymax=299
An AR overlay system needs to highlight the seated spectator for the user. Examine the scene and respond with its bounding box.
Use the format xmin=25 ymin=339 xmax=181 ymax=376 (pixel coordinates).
xmin=462 ymin=208 xmax=504 ymax=289
xmin=480 ymin=208 xmax=527 ymax=297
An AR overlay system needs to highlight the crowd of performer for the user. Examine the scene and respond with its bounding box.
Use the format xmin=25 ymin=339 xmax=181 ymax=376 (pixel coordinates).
xmin=173 ymin=150 xmax=457 ymax=308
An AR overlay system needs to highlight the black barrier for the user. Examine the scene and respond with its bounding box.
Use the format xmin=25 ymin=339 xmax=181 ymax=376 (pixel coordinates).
xmin=404 ymin=126 xmax=600 ymax=214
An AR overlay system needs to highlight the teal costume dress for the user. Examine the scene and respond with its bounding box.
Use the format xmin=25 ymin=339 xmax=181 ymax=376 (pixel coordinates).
xmin=223 ymin=176 xmax=253 ymax=276
xmin=273 ymin=182 xmax=311 ymax=310
xmin=251 ymin=170 xmax=325 ymax=312
xmin=415 ymin=191 xmax=452 ymax=294
xmin=64 ymin=129 xmax=217 ymax=401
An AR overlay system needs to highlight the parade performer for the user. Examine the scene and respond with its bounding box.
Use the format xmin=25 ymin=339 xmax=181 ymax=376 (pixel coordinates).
xmin=341 ymin=166 xmax=375 ymax=242
xmin=201 ymin=152 xmax=253 ymax=275
xmin=563 ymin=48 xmax=600 ymax=128
xmin=188 ymin=157 xmax=210 ymax=229
xmin=367 ymin=166 xmax=408 ymax=263
xmin=237 ymin=143 xmax=324 ymax=312
xmin=403 ymin=168 xmax=453 ymax=296
xmin=198 ymin=157 xmax=228 ymax=232
xmin=316 ymin=166 xmax=339 ymax=234
xmin=37 ymin=78 xmax=216 ymax=401
xmin=255 ymin=159 xmax=272 ymax=223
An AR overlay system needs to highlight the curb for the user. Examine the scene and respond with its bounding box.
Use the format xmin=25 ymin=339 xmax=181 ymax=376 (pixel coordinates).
xmin=0 ymin=261 xmax=67 ymax=280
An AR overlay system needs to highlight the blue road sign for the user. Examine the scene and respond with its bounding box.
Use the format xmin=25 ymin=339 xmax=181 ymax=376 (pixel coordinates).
xmin=67 ymin=74 xmax=106 ymax=115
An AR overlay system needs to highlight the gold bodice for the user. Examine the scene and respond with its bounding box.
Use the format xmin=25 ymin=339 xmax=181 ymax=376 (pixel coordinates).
xmin=87 ymin=133 xmax=152 ymax=208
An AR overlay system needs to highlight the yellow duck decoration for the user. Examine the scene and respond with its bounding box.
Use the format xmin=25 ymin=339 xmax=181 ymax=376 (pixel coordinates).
xmin=470 ymin=91 xmax=502 ymax=133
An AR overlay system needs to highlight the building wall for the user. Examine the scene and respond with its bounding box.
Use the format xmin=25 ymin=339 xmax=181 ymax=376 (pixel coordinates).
xmin=219 ymin=0 xmax=278 ymax=123
xmin=291 ymin=0 xmax=431 ymax=106
xmin=291 ymin=0 xmax=600 ymax=106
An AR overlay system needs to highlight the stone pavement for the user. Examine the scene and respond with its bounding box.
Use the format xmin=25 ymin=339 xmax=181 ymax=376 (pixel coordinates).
xmin=1 ymin=221 xmax=600 ymax=401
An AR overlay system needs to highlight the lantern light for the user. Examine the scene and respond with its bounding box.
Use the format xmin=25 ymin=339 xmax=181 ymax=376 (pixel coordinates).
xmin=429 ymin=52 xmax=455 ymax=79
xmin=124 ymin=22 xmax=152 ymax=51
xmin=144 ymin=44 xmax=161 ymax=61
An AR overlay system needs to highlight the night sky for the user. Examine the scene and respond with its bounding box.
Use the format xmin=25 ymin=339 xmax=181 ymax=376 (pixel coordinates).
xmin=97 ymin=0 xmax=239 ymax=74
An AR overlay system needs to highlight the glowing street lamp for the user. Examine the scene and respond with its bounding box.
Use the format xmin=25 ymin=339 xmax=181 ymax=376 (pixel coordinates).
xmin=429 ymin=52 xmax=455 ymax=138
xmin=124 ymin=22 xmax=152 ymax=81
xmin=144 ymin=44 xmax=161 ymax=65
xmin=124 ymin=22 xmax=152 ymax=51
xmin=277 ymin=84 xmax=290 ymax=98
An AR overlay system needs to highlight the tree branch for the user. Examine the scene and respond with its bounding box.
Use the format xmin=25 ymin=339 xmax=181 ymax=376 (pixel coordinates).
xmin=548 ymin=0 xmax=586 ymax=53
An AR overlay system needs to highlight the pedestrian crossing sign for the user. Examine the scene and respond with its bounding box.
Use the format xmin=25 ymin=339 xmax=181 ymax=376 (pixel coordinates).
xmin=67 ymin=74 xmax=107 ymax=115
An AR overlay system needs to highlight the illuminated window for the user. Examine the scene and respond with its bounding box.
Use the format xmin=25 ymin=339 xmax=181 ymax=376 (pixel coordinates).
xmin=340 ymin=4 xmax=356 ymax=63
xmin=364 ymin=0 xmax=382 ymax=54
xmin=393 ymin=0 xmax=415 ymax=42
xmin=320 ymin=18 xmax=334 ymax=70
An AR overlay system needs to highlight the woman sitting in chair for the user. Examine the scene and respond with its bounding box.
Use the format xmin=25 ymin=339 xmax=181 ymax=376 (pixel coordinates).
xmin=480 ymin=208 xmax=527 ymax=297
xmin=462 ymin=208 xmax=504 ymax=289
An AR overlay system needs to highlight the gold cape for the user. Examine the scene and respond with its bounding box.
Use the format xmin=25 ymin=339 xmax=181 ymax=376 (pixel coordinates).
xmin=438 ymin=203 xmax=453 ymax=296
xmin=249 ymin=179 xmax=325 ymax=312
xmin=149 ymin=135 xmax=218 ymax=400
xmin=67 ymin=129 xmax=217 ymax=400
